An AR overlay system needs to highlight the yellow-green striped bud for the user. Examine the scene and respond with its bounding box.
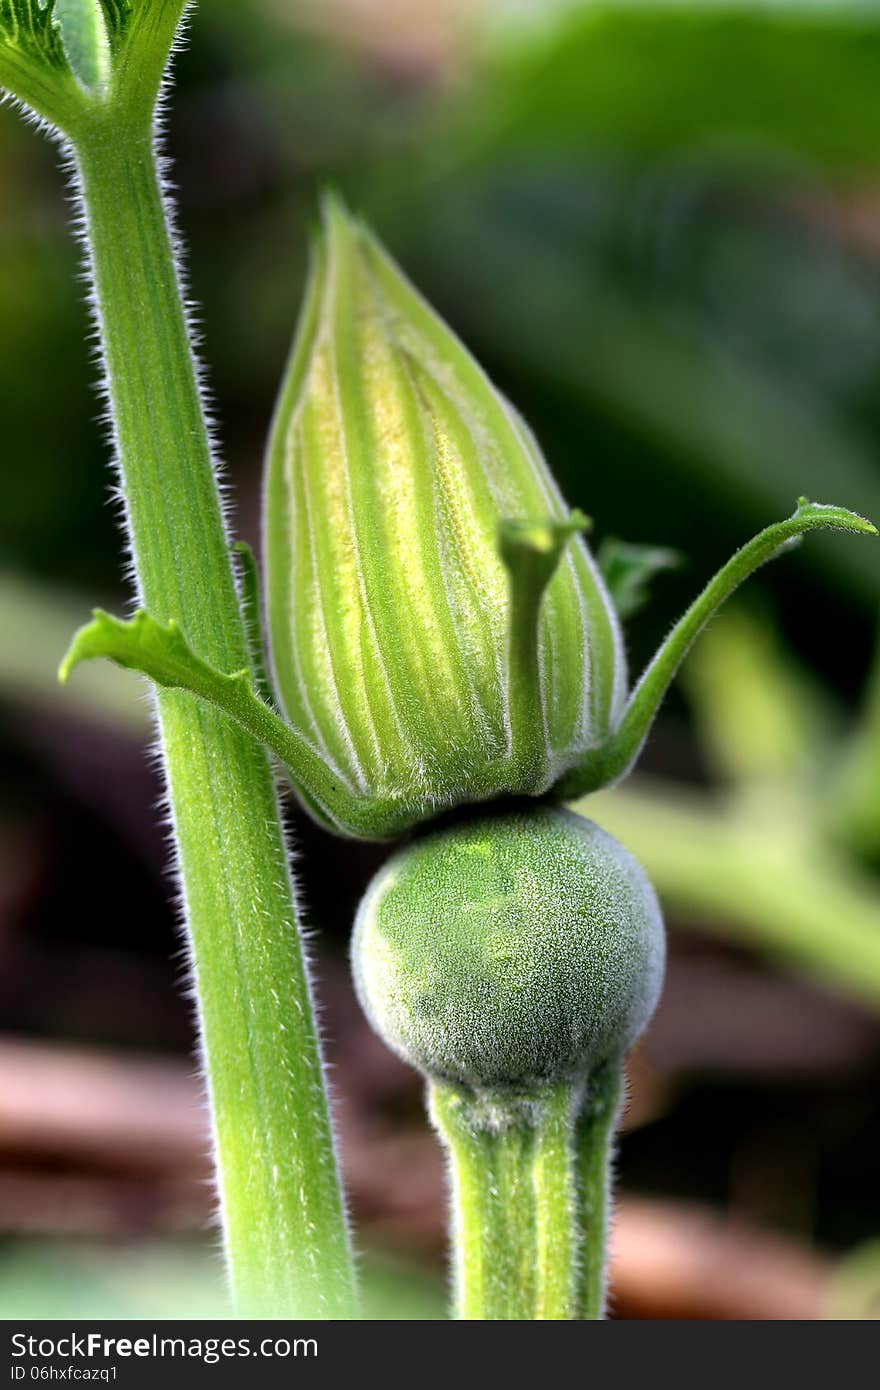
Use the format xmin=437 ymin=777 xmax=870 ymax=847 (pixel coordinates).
xmin=263 ymin=196 xmax=626 ymax=837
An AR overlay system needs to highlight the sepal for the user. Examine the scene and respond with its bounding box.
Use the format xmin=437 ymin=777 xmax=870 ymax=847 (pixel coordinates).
xmin=559 ymin=497 xmax=877 ymax=800
xmin=597 ymin=537 xmax=681 ymax=621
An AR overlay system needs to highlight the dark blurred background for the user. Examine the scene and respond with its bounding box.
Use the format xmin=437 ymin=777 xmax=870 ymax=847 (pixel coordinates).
xmin=3 ymin=0 xmax=880 ymax=1318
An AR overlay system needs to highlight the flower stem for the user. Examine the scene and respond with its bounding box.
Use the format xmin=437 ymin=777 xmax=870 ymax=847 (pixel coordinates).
xmin=68 ymin=103 xmax=355 ymax=1317
xmin=576 ymin=1062 xmax=623 ymax=1319
xmin=430 ymin=1080 xmax=587 ymax=1320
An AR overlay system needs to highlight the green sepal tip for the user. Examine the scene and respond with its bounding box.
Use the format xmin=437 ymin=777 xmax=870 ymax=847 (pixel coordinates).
xmin=499 ymin=509 xmax=592 ymax=787
xmin=59 ymin=607 xmax=252 ymax=695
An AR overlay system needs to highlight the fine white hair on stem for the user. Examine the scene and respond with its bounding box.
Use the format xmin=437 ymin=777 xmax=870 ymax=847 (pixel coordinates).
xmin=56 ymin=3 xmax=239 ymax=618
xmin=8 ymin=0 xmax=350 ymax=1291
xmin=60 ymin=0 xmax=236 ymax=1177
xmin=48 ymin=11 xmax=237 ymax=1276
xmin=5 ymin=1 xmax=356 ymax=1321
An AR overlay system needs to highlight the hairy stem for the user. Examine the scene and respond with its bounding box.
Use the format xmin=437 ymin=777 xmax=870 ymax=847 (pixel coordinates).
xmin=68 ymin=99 xmax=355 ymax=1316
xmin=430 ymin=1080 xmax=585 ymax=1320
xmin=576 ymin=1063 xmax=622 ymax=1319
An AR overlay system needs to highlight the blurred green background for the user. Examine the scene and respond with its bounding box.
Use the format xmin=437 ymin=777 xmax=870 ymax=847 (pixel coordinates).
xmin=3 ymin=0 xmax=880 ymax=1319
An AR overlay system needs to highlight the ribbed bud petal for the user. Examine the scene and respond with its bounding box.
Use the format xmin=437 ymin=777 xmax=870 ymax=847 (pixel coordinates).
xmin=263 ymin=196 xmax=627 ymax=833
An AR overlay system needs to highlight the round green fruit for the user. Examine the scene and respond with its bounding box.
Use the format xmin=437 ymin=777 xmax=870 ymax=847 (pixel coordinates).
xmin=351 ymin=805 xmax=665 ymax=1091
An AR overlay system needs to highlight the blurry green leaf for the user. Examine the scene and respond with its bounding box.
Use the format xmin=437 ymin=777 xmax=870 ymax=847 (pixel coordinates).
xmin=829 ymin=635 xmax=880 ymax=860
xmin=598 ymin=537 xmax=681 ymax=620
xmin=401 ymin=4 xmax=880 ymax=609
xmin=408 ymin=189 xmax=880 ymax=600
xmin=827 ymin=1239 xmax=880 ymax=1320
xmin=0 ymin=1241 xmax=230 ymax=1319
xmin=0 ymin=1240 xmax=445 ymax=1320
xmin=0 ymin=572 xmax=146 ymax=733
xmin=358 ymin=1254 xmax=446 ymax=1321
xmin=581 ymin=779 xmax=880 ymax=1010
xmin=474 ymin=4 xmax=880 ymax=169
xmin=683 ymin=606 xmax=829 ymax=785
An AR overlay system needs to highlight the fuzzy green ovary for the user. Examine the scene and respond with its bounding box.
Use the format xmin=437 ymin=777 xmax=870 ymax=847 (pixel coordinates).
xmin=352 ymin=806 xmax=665 ymax=1092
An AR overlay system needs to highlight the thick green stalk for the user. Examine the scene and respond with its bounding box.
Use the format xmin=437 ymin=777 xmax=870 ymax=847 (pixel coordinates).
xmin=430 ymin=1081 xmax=582 ymax=1320
xmin=576 ymin=1063 xmax=622 ymax=1319
xmin=533 ymin=1080 xmax=582 ymax=1319
xmin=65 ymin=105 xmax=355 ymax=1314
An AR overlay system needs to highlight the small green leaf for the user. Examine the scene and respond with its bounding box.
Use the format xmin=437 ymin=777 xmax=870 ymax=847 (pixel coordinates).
xmin=0 ymin=1 xmax=65 ymax=67
xmin=0 ymin=1 xmax=171 ymax=128
xmin=597 ymin=538 xmax=682 ymax=621
xmin=59 ymin=607 xmax=254 ymax=697
xmin=54 ymin=0 xmax=110 ymax=94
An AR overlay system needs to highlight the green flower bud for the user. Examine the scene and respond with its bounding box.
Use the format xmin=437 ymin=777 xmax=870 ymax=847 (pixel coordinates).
xmin=264 ymin=195 xmax=625 ymax=836
xmin=351 ymin=806 xmax=665 ymax=1091
xmin=59 ymin=190 xmax=876 ymax=842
